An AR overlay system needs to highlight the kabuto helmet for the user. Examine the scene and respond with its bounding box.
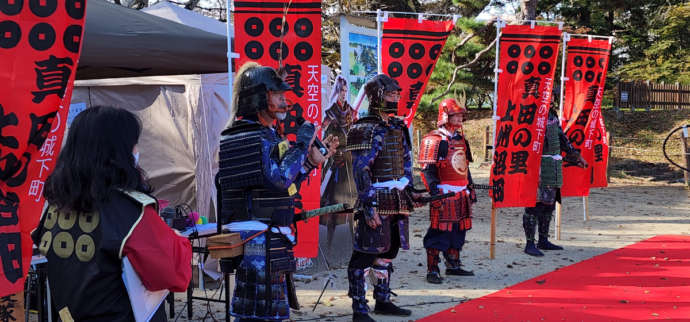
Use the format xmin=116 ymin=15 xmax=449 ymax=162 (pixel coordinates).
xmin=233 ymin=62 xmax=292 ymax=118
xmin=363 ymin=74 xmax=401 ymax=115
xmin=437 ymin=95 xmax=467 ymax=127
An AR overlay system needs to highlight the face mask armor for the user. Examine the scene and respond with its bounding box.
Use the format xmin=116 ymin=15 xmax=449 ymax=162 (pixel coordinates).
xmin=363 ymin=74 xmax=401 ymax=115
xmin=234 ymin=64 xmax=292 ymax=119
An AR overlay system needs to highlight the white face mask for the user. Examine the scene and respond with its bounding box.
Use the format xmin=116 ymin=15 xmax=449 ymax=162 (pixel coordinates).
xmin=275 ymin=112 xmax=287 ymax=120
xmin=133 ymin=152 xmax=140 ymax=166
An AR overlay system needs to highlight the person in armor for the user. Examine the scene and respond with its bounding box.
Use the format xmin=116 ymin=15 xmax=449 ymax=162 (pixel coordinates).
xmin=216 ymin=62 xmax=336 ymax=321
xmin=523 ymin=102 xmax=587 ymax=256
xmin=321 ymin=75 xmax=357 ymax=250
xmin=32 ymin=106 xmax=192 ymax=322
xmin=418 ymin=97 xmax=477 ymax=284
xmin=345 ymin=74 xmax=416 ymax=322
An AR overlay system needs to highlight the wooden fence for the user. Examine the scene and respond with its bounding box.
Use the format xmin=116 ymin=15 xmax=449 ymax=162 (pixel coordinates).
xmin=614 ymin=81 xmax=690 ymax=111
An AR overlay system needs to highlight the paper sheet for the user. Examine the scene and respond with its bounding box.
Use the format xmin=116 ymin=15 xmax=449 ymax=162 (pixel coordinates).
xmin=122 ymin=257 xmax=169 ymax=322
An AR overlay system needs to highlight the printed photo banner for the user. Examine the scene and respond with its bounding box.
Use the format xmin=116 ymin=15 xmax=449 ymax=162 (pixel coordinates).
xmin=0 ymin=0 xmax=86 ymax=296
xmin=490 ymin=25 xmax=561 ymax=208
xmin=560 ymin=37 xmax=611 ymax=196
xmin=233 ymin=0 xmax=321 ymax=257
xmin=339 ymin=15 xmax=378 ymax=118
xmin=381 ymin=17 xmax=454 ymax=126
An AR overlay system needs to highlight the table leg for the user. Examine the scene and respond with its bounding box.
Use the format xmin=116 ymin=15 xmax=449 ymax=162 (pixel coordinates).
xmin=167 ymin=293 xmax=174 ymax=318
xmin=224 ymin=273 xmax=231 ymax=322
xmin=187 ymin=278 xmax=193 ymax=319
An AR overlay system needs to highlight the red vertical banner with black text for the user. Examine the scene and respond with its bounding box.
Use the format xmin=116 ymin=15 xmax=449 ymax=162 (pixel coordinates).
xmin=381 ymin=17 xmax=454 ymax=126
xmin=561 ymin=37 xmax=611 ymax=195
xmin=590 ymin=112 xmax=609 ymax=187
xmin=233 ymin=0 xmax=321 ymax=257
xmin=490 ymin=25 xmax=561 ymax=208
xmin=0 ymin=0 xmax=86 ymax=296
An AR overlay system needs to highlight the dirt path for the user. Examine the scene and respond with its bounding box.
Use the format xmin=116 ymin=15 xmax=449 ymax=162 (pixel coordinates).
xmin=176 ymin=167 xmax=690 ymax=321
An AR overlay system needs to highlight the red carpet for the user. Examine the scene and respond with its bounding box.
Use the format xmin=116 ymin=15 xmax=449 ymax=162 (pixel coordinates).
xmin=420 ymin=235 xmax=690 ymax=321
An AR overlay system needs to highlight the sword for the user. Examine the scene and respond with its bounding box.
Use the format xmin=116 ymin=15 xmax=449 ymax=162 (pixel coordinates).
xmin=416 ymin=192 xmax=456 ymax=203
xmin=469 ymin=184 xmax=493 ymax=190
xmin=320 ymin=166 xmax=333 ymax=195
xmin=293 ymin=203 xmax=352 ymax=223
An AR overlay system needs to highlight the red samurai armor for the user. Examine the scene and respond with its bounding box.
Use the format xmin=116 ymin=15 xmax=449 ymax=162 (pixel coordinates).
xmin=418 ymin=98 xmax=472 ymax=231
xmin=419 ymin=128 xmax=473 ymax=231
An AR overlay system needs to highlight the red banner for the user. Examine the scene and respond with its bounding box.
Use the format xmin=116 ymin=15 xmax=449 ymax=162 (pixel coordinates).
xmin=490 ymin=25 xmax=561 ymax=208
xmin=233 ymin=0 xmax=321 ymax=257
xmin=561 ymin=37 xmax=611 ymax=196
xmin=0 ymin=0 xmax=85 ymax=296
xmin=590 ymin=111 xmax=609 ymax=187
xmin=381 ymin=17 xmax=454 ymax=125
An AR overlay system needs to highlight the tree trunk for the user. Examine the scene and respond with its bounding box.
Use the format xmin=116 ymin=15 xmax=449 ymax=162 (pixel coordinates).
xmin=520 ymin=0 xmax=538 ymax=21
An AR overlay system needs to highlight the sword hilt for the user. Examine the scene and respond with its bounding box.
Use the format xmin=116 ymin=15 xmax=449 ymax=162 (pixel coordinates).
xmin=469 ymin=183 xmax=495 ymax=191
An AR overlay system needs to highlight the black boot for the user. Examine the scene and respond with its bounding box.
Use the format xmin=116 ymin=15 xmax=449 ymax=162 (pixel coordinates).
xmin=538 ymin=239 xmax=563 ymax=250
xmin=426 ymin=248 xmax=443 ymax=283
xmin=426 ymin=271 xmax=443 ymax=284
xmin=372 ymin=264 xmax=411 ymax=316
xmin=444 ymin=248 xmax=474 ymax=276
xmin=523 ymin=210 xmax=543 ymax=256
xmin=537 ymin=207 xmax=563 ymax=250
xmin=348 ymin=268 xmax=374 ymax=321
xmin=524 ymin=241 xmax=544 ymax=257
xmin=374 ymin=301 xmax=412 ymax=316
xmin=353 ymin=312 xmax=377 ymax=322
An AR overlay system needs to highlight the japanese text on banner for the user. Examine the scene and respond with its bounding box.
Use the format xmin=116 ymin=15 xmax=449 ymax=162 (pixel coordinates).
xmin=490 ymin=25 xmax=561 ymax=208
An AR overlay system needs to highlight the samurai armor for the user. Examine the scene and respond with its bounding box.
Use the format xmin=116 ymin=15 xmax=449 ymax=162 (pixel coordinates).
xmin=540 ymin=114 xmax=563 ymax=188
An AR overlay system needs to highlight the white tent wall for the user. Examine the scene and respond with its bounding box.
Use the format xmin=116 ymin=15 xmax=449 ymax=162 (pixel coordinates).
xmin=70 ymin=74 xmax=230 ymax=222
xmin=141 ymin=1 xmax=228 ymax=36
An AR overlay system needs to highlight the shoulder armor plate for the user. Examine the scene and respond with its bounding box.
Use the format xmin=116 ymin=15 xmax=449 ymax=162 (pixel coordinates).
xmin=346 ymin=118 xmax=379 ymax=152
xmin=418 ymin=132 xmax=444 ymax=164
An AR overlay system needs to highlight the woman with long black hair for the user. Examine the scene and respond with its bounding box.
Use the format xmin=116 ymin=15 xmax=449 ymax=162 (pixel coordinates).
xmin=32 ymin=106 xmax=191 ymax=321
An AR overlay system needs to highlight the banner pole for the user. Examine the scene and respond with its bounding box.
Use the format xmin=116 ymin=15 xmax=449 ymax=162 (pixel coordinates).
xmin=490 ymin=204 xmax=496 ymax=260
xmin=554 ymin=32 xmax=568 ymax=241
xmin=353 ymin=10 xmax=457 ymax=19
xmin=559 ymin=32 xmax=568 ymax=121
xmin=226 ymin=0 xmax=238 ymax=115
xmin=376 ymin=9 xmax=383 ymax=74
xmin=492 ymin=18 xmax=502 ymax=122
xmin=489 ymin=19 xmax=502 ymax=260
xmin=568 ymin=33 xmax=615 ymax=40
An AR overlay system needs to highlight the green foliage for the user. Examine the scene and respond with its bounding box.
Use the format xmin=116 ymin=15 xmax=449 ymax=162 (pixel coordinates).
xmin=414 ymin=15 xmax=497 ymax=130
xmin=536 ymin=0 xmax=689 ymax=85
xmin=616 ymin=4 xmax=690 ymax=84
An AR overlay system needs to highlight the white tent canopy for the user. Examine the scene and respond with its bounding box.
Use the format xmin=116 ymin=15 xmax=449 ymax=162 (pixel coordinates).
xmin=71 ymin=74 xmax=230 ymax=221
xmin=142 ymin=1 xmax=228 ymax=36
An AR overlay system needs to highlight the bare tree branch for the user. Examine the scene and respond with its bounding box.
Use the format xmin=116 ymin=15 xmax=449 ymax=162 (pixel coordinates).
xmin=432 ymin=37 xmax=497 ymax=103
xmin=451 ymin=32 xmax=477 ymax=65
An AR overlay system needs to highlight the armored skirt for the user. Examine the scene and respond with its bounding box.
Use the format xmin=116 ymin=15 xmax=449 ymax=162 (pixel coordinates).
xmin=231 ymin=230 xmax=295 ymax=321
